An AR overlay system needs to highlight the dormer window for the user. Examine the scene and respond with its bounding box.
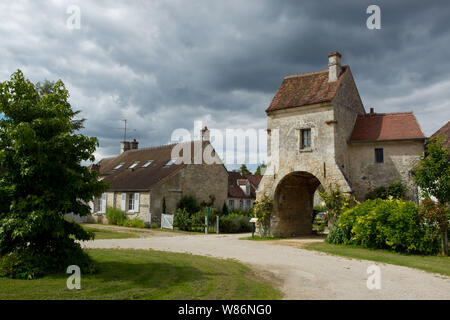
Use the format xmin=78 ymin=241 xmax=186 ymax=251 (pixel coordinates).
xmin=128 ymin=161 xmax=140 ymax=169
xmin=113 ymin=162 xmax=125 ymax=170
xmin=142 ymin=160 xmax=153 ymax=168
xmin=300 ymin=129 xmax=311 ymax=149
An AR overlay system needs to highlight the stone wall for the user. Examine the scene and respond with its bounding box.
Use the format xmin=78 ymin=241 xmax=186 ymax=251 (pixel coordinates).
xmin=348 ymin=140 xmax=424 ymax=201
xmin=182 ymin=163 xmax=228 ymax=213
xmin=149 ymin=169 xmax=184 ymax=223
xmin=332 ymin=68 xmax=366 ymax=178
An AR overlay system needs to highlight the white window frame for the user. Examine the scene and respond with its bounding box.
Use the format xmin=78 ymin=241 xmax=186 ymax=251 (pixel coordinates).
xmin=96 ymin=193 xmax=106 ymax=214
xmin=228 ymin=200 xmax=234 ymax=209
xmin=113 ymin=162 xmax=125 ymax=170
xmin=142 ymin=160 xmax=153 ymax=168
xmin=127 ymin=193 xmax=140 ymax=213
xmin=128 ymin=161 xmax=140 ymax=169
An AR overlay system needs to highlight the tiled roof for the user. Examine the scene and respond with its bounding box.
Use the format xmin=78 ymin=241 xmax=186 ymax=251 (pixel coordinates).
xmin=431 ymin=121 xmax=450 ymax=150
xmin=350 ymin=112 xmax=425 ymax=142
xmin=228 ymin=171 xmax=262 ymax=199
xmin=96 ymin=140 xmax=211 ymax=191
xmin=265 ymin=66 xmax=348 ymax=113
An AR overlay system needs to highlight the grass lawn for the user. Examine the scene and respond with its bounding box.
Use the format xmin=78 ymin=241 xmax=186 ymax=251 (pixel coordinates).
xmin=0 ymin=249 xmax=282 ymax=300
xmin=82 ymin=226 xmax=139 ymax=239
xmin=305 ymin=242 xmax=450 ymax=277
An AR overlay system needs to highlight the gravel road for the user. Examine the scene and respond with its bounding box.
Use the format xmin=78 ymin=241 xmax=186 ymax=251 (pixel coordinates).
xmin=81 ymin=232 xmax=450 ymax=299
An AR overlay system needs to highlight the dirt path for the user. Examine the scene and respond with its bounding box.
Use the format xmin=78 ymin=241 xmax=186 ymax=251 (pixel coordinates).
xmin=81 ymin=232 xmax=450 ymax=300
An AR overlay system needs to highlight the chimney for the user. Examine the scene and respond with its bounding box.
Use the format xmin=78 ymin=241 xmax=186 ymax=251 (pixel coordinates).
xmin=201 ymin=126 xmax=210 ymax=142
xmin=370 ymin=108 xmax=375 ymax=115
xmin=120 ymin=141 xmax=131 ymax=154
xmin=328 ymin=51 xmax=342 ymax=82
xmin=130 ymin=138 xmax=139 ymax=150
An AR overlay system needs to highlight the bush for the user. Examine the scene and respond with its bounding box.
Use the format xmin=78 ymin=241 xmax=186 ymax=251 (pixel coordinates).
xmin=106 ymin=206 xmax=126 ymax=225
xmin=327 ymin=199 xmax=440 ymax=254
xmin=190 ymin=211 xmax=206 ymax=232
xmin=122 ymin=218 xmax=145 ymax=228
xmin=365 ymin=180 xmax=406 ymax=200
xmin=174 ymin=208 xmax=191 ymax=231
xmin=219 ymin=214 xmax=252 ymax=233
xmin=0 ymin=241 xmax=96 ymax=279
xmin=177 ymin=196 xmax=200 ymax=215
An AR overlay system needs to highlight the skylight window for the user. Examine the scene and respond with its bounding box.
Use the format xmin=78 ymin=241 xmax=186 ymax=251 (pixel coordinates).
xmin=113 ymin=162 xmax=125 ymax=170
xmin=142 ymin=160 xmax=153 ymax=168
xmin=165 ymin=158 xmax=177 ymax=166
xmin=128 ymin=161 xmax=140 ymax=169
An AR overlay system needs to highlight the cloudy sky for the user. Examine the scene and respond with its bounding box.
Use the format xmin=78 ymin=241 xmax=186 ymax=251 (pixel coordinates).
xmin=1 ymin=0 xmax=449 ymax=170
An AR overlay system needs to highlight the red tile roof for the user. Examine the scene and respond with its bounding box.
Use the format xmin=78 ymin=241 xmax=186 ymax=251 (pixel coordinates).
xmin=228 ymin=171 xmax=262 ymax=199
xmin=350 ymin=112 xmax=425 ymax=142
xmin=431 ymin=121 xmax=450 ymax=150
xmin=265 ymin=66 xmax=348 ymax=113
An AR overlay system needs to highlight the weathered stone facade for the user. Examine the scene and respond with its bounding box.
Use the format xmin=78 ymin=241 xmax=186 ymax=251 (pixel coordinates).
xmin=257 ymin=52 xmax=425 ymax=237
xmin=89 ymin=137 xmax=228 ymax=225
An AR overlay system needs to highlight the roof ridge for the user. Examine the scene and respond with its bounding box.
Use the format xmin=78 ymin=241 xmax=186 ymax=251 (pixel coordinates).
xmin=284 ymin=69 xmax=328 ymax=79
xmin=125 ymin=139 xmax=203 ymax=153
xmin=283 ymin=65 xmax=349 ymax=80
xmin=359 ymin=111 xmax=414 ymax=117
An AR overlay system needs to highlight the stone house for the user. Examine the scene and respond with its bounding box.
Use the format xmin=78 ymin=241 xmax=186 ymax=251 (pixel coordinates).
xmin=88 ymin=132 xmax=228 ymax=224
xmin=227 ymin=171 xmax=262 ymax=211
xmin=257 ymin=51 xmax=426 ymax=237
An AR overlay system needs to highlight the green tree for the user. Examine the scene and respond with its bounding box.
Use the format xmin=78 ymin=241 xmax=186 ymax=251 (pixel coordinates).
xmin=319 ymin=186 xmax=356 ymax=229
xmin=414 ymin=136 xmax=449 ymax=255
xmin=222 ymin=202 xmax=229 ymax=216
xmin=254 ymin=162 xmax=267 ymax=176
xmin=35 ymin=79 xmax=55 ymax=97
xmin=252 ymin=196 xmax=273 ymax=237
xmin=0 ymin=70 xmax=108 ymax=278
xmin=239 ymin=164 xmax=251 ymax=175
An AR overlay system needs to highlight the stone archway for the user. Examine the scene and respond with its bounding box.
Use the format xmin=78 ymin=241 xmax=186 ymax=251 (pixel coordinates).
xmin=272 ymin=171 xmax=322 ymax=237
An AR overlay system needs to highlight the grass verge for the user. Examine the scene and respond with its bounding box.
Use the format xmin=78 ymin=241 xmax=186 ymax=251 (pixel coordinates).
xmin=305 ymin=242 xmax=450 ymax=277
xmin=82 ymin=226 xmax=139 ymax=239
xmin=0 ymin=249 xmax=282 ymax=300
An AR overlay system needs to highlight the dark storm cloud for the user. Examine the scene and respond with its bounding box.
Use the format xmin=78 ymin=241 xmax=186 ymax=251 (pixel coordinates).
xmin=0 ymin=0 xmax=449 ymax=163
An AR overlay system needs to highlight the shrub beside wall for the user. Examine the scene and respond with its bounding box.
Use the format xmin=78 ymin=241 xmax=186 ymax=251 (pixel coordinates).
xmin=327 ymin=199 xmax=441 ymax=255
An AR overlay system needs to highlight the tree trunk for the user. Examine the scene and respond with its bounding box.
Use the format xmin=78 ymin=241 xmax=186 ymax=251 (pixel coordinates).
xmin=442 ymin=229 xmax=449 ymax=256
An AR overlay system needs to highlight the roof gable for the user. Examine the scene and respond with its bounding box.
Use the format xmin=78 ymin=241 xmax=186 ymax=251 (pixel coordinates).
xmin=431 ymin=121 xmax=450 ymax=150
xmin=265 ymin=66 xmax=348 ymax=113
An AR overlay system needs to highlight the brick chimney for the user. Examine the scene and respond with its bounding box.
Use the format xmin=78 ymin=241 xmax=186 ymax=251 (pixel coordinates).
xmin=328 ymin=51 xmax=342 ymax=82
xmin=201 ymin=126 xmax=210 ymax=142
xmin=130 ymin=138 xmax=139 ymax=150
xmin=120 ymin=141 xmax=131 ymax=154
xmin=370 ymin=107 xmax=375 ymax=115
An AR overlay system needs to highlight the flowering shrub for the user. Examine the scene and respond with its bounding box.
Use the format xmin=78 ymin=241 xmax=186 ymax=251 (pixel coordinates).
xmin=327 ymin=199 xmax=441 ymax=255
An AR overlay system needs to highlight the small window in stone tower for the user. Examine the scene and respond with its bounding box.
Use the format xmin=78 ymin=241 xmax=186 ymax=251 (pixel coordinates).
xmin=375 ymin=148 xmax=384 ymax=163
xmin=300 ymin=129 xmax=311 ymax=149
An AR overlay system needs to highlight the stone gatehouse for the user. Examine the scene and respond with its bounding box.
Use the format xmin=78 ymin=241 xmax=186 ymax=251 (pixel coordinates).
xmin=257 ymin=52 xmax=426 ymax=237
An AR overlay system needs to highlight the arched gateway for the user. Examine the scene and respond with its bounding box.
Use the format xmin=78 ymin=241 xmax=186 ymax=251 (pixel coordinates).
xmin=273 ymin=171 xmax=321 ymax=237
xmin=256 ymin=51 xmax=425 ymax=237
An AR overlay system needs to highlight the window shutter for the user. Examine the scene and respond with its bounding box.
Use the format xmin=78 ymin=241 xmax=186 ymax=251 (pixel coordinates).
xmin=101 ymin=193 xmax=107 ymax=213
xmin=134 ymin=193 xmax=140 ymax=212
xmin=89 ymin=201 xmax=94 ymax=213
xmin=121 ymin=193 xmax=126 ymax=211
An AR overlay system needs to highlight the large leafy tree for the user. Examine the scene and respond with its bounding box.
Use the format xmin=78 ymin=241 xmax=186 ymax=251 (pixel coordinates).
xmin=414 ymin=135 xmax=449 ymax=255
xmin=0 ymin=70 xmax=108 ymax=278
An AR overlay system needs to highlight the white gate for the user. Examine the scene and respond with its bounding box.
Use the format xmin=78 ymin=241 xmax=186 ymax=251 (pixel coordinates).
xmin=161 ymin=214 xmax=174 ymax=230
